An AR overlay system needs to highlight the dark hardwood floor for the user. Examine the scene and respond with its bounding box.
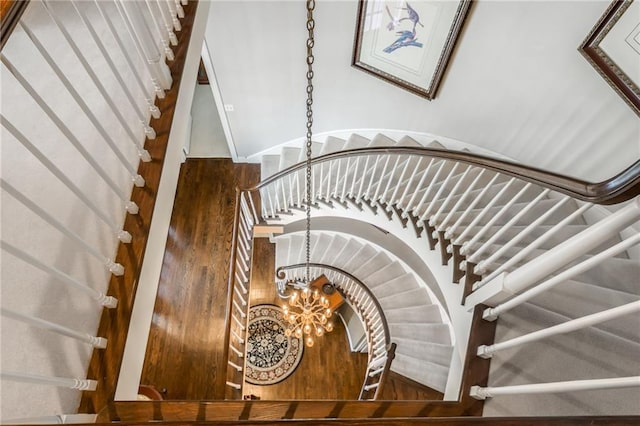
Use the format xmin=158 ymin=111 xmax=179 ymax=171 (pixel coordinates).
xmin=139 ymin=159 xmax=260 ymax=399
xmin=137 ymin=158 xmax=445 ymax=402
xmin=139 ymin=159 xmax=369 ymax=400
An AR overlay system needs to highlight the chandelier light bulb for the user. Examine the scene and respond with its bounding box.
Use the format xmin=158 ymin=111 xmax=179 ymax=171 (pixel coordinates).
xmin=295 ymin=327 xmax=303 ymax=338
xmin=325 ymin=322 xmax=333 ymax=332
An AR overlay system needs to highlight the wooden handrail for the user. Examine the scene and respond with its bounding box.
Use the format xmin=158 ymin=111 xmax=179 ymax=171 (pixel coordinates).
xmin=240 ymin=147 xmax=640 ymax=205
xmin=277 ymin=263 xmax=391 ymax=346
xmin=1 ymin=0 xmax=29 ymax=50
xmin=96 ymin=415 xmax=640 ymax=425
xmin=372 ymin=342 xmax=396 ymax=400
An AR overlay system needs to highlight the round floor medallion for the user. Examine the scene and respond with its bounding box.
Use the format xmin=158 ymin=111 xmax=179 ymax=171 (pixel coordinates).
xmin=245 ymin=304 xmax=303 ymax=385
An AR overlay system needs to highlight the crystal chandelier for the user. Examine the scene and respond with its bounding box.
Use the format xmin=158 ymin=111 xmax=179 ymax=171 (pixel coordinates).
xmin=281 ymin=0 xmax=335 ymax=348
xmin=283 ymin=287 xmax=334 ymax=347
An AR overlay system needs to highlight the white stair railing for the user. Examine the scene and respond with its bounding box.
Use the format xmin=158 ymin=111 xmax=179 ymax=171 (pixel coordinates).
xmin=224 ymin=191 xmax=258 ymax=398
xmin=470 ymin=377 xmax=640 ymax=400
xmin=1 ymin=0 xmax=187 ymax=421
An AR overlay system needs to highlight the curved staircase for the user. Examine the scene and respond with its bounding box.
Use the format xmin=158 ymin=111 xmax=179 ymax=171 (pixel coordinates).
xmin=258 ymin=132 xmax=640 ymax=416
xmin=274 ymin=232 xmax=454 ymax=392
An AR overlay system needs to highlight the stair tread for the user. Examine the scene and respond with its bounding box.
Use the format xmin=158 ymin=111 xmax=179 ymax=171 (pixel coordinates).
xmin=319 ymin=136 xmax=346 ymax=155
xmin=392 ymin=353 xmax=449 ymax=392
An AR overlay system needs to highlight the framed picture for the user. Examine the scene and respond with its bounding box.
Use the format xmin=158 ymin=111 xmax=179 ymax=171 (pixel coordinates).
xmin=352 ymin=0 xmax=472 ymax=100
xmin=580 ymin=0 xmax=640 ymax=116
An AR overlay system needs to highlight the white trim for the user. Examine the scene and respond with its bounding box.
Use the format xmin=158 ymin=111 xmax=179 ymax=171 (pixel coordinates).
xmin=115 ymin=0 xmax=212 ymax=401
xmin=200 ymin=39 xmax=242 ymax=162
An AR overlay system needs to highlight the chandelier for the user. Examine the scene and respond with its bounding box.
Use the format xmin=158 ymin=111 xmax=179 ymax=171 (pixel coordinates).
xmin=283 ymin=287 xmax=334 ymax=347
xmin=281 ymin=0 xmax=335 ymax=348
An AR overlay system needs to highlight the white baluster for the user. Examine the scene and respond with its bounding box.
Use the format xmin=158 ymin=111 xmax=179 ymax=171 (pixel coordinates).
xmin=363 ymin=383 xmax=380 ymax=392
xmin=39 ymin=2 xmax=153 ymax=160
xmin=381 ymin=155 xmax=403 ymax=205
xmin=116 ymin=0 xmax=172 ymax=93
xmin=17 ymin=21 xmax=147 ymax=186
xmin=445 ymin=173 xmax=500 ymax=240
xmin=476 ymin=203 xmax=593 ymax=286
xmin=414 ymin=160 xmax=447 ymax=215
xmin=144 ymin=0 xmax=175 ymax=60
xmin=237 ymin=238 xmax=249 ymax=265
xmin=460 ymin=182 xmax=533 ymax=256
xmin=0 ymin=123 xmax=132 ymax=244
xmin=420 ymin=163 xmax=460 ymax=221
xmin=164 ymin=0 xmax=182 ymax=31
xmin=232 ymin=298 xmax=246 ymax=317
xmin=226 ymin=381 xmax=241 ymax=390
xmin=1 ymin=241 xmax=120 ymax=305
xmin=478 ymin=301 xmax=640 ymax=358
xmin=467 ymin=188 xmax=549 ymax=263
xmin=372 ymin=155 xmax=392 ymax=202
xmin=71 ymin=1 xmax=157 ymax=140
xmin=346 ymin=157 xmax=360 ymax=199
xmin=1 ymin=371 xmax=98 ymax=391
xmin=174 ymin=0 xmax=185 ymax=18
xmin=453 ymin=178 xmax=517 ymax=246
xmin=1 ymin=308 xmax=108 ymax=348
xmin=430 ymin=165 xmax=471 ymax=226
xmin=470 ymin=377 xmax=640 ymax=400
xmin=325 ymin=161 xmax=333 ymax=200
xmin=356 ymin=156 xmax=371 ymax=200
xmin=363 ymin=155 xmax=382 ymax=201
xmin=227 ymin=361 xmax=243 ymax=372
xmin=1 ymin=56 xmax=141 ymax=214
xmin=397 ymin=157 xmax=425 ymax=209
xmin=231 ymin=313 xmax=245 ymax=330
xmin=494 ymin=200 xmax=640 ymax=299
xmin=229 ymin=344 xmax=244 ymax=358
xmin=405 ymin=158 xmax=435 ymax=213
xmin=236 ymin=263 xmax=248 ymax=284
xmin=482 ymin=233 xmax=640 ymax=319
xmin=94 ymin=0 xmax=161 ymax=119
xmin=474 ymin=196 xmax=572 ymax=277
xmin=234 ymin=286 xmax=247 ymax=306
xmin=369 ymin=366 xmax=385 ymax=377
xmin=153 ymin=1 xmax=179 ymax=45
xmin=439 ymin=169 xmax=485 ymax=232
xmin=231 ymin=329 xmax=244 ymax=344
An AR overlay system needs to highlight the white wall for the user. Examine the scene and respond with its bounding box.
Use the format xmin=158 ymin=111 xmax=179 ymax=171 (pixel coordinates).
xmin=204 ymin=0 xmax=639 ymax=181
xmin=186 ymin=83 xmax=231 ymax=158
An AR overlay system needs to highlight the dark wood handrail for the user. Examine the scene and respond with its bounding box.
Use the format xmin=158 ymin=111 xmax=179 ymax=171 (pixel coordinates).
xmin=372 ymin=342 xmax=396 ymax=400
xmin=239 ymin=147 xmax=640 ymax=205
xmin=277 ymin=263 xmax=391 ymax=346
xmin=97 ymin=416 xmax=640 ymax=425
xmin=1 ymin=0 xmax=29 ymax=50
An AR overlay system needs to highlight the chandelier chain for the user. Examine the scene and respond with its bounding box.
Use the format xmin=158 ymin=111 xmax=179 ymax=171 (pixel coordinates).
xmin=305 ymin=0 xmax=315 ymax=284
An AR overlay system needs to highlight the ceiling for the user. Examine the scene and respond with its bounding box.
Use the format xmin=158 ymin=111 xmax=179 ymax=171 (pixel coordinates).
xmin=204 ymin=0 xmax=639 ymax=181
